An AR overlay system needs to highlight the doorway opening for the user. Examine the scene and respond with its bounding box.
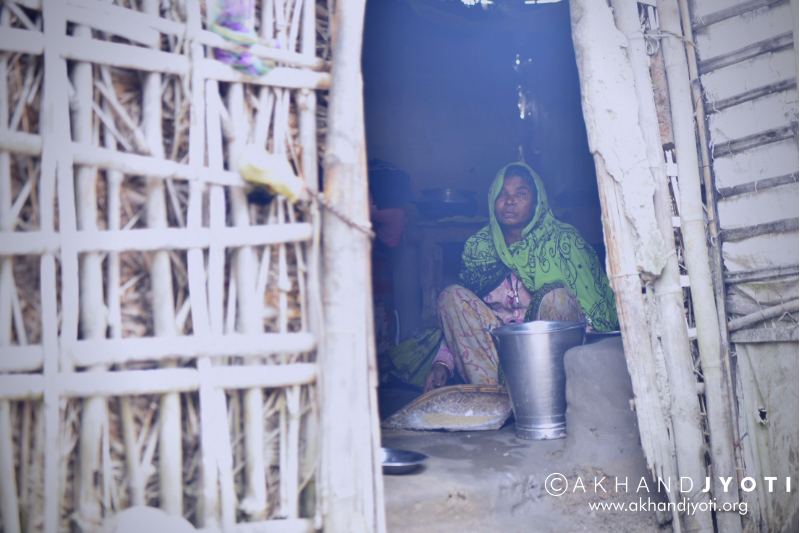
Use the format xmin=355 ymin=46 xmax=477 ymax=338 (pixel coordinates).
xmin=363 ymin=0 xmax=605 ymax=341
xmin=361 ymin=2 xmax=656 ymax=530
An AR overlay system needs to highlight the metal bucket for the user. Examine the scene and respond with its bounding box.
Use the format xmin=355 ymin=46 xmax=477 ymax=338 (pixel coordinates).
xmin=492 ymin=321 xmax=586 ymax=440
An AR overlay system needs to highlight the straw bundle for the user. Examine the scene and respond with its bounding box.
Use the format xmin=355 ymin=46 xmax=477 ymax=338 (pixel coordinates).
xmin=0 ymin=0 xmax=330 ymax=531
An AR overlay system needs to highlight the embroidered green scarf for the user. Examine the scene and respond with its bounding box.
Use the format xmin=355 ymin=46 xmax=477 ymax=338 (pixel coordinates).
xmin=459 ymin=163 xmax=619 ymax=332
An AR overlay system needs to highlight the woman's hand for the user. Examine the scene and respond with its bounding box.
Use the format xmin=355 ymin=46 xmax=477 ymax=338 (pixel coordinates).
xmin=423 ymin=365 xmax=449 ymax=393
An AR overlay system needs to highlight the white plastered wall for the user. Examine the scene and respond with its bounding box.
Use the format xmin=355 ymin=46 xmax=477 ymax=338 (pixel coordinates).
xmin=693 ymin=0 xmax=799 ymax=529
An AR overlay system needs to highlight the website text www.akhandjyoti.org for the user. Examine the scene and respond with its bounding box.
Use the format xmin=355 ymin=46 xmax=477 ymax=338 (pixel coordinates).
xmin=543 ymin=472 xmax=791 ymax=516
xmin=588 ymin=497 xmax=748 ymax=516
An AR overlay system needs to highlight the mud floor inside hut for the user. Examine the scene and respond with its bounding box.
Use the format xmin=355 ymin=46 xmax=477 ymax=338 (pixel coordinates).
xmin=378 ymin=338 xmax=674 ymax=533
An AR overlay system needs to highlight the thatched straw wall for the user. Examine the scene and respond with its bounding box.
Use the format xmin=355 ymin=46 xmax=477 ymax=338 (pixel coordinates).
xmin=0 ymin=0 xmax=330 ymax=531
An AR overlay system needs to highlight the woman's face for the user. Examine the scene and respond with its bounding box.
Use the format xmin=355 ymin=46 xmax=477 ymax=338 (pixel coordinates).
xmin=494 ymin=174 xmax=536 ymax=231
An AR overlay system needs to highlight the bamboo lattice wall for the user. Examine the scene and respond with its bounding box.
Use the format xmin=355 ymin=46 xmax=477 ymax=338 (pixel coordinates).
xmin=0 ymin=0 xmax=331 ymax=531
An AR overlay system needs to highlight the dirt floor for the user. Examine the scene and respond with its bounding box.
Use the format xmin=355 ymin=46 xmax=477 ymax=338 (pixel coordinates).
xmin=379 ymin=338 xmax=675 ymax=533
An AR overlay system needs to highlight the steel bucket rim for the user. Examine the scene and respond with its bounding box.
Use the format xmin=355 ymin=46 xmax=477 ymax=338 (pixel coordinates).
xmin=491 ymin=320 xmax=586 ymax=337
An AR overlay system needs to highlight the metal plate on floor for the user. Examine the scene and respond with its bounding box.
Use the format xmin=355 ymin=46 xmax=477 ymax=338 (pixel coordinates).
xmin=382 ymin=447 xmax=428 ymax=475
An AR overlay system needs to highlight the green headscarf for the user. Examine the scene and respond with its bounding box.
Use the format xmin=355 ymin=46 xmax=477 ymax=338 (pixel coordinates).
xmin=459 ymin=163 xmax=619 ymax=332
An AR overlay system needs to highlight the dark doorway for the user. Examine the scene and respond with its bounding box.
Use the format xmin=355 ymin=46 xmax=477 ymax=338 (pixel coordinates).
xmin=362 ymin=0 xmax=605 ymax=340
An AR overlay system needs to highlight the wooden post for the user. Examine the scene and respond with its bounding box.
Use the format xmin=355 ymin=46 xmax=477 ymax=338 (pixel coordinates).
xmin=592 ymin=155 xmax=677 ymax=482
xmin=320 ymin=0 xmax=385 ymax=530
xmin=568 ymin=1 xmax=680 ymax=526
xmin=608 ymin=2 xmax=713 ymax=531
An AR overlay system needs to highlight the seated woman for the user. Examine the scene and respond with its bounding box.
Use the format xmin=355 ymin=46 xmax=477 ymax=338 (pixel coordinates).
xmin=381 ymin=163 xmax=618 ymax=392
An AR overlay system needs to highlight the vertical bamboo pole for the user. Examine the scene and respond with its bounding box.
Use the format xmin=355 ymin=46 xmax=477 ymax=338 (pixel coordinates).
xmin=205 ymin=90 xmax=226 ymax=347
xmin=56 ymin=54 xmax=80 ymax=390
xmin=137 ymin=0 xmax=182 ymax=516
xmin=224 ymin=263 xmax=238 ymax=336
xmin=298 ymin=104 xmax=318 ymax=337
xmin=0 ymin=3 xmax=12 ymax=340
xmin=320 ymin=0 xmax=385 ymax=529
xmin=0 ymin=402 xmax=20 ymax=533
xmin=297 ymin=86 xmax=321 ymax=521
xmin=0 ymin=7 xmax=12 ymax=339
xmin=275 ymin=191 xmax=299 ymax=518
xmin=98 ymin=60 xmax=147 ymax=507
xmin=287 ymin=203 xmax=308 ymax=334
xmin=675 ymin=0 xmax=744 ymax=493
xmin=278 ymin=389 xmax=289 ymax=515
xmin=27 ymin=403 xmax=44 ymax=533
xmin=41 ymin=242 xmax=58 ymax=533
xmin=287 ymin=0 xmax=303 ymax=51
xmin=196 ymin=341 xmax=221 ymax=531
xmin=285 ymin=200 xmax=306 ymax=519
xmin=792 ymin=0 xmax=799 ymax=85
xmin=41 ymin=2 xmax=72 ymax=531
xmin=119 ymin=398 xmax=145 ymax=506
xmin=276 ymin=203 xmax=290 ymax=518
xmin=226 ymin=78 xmax=269 ymax=529
xmin=101 ymin=69 xmax=123 ymax=344
xmin=255 ymin=0 xmax=276 ymax=169
xmin=298 ymin=3 xmax=321 ymax=516
xmin=285 ymin=385 xmax=300 ymax=518
xmin=19 ymin=401 xmax=31 ymax=512
xmin=184 ymin=1 xmax=221 ymax=527
xmin=71 ymin=20 xmax=108 ymax=528
xmin=0 ymin=9 xmax=22 ymax=533
xmin=275 ymin=98 xmax=291 ymax=340
xmin=206 ymin=79 xmax=237 ymax=531
xmin=274 ymin=0 xmax=288 ymax=50
xmin=215 ymin=0 xmax=269 ymax=518
xmin=101 ymin=403 xmax=111 ymax=513
xmin=47 ymin=0 xmax=84 ymax=526
xmin=608 ymin=2 xmax=712 ymax=531
xmin=263 ymin=0 xmax=275 ymax=42
xmin=655 ymin=1 xmax=741 ymax=531
xmin=301 ymin=0 xmax=315 ymax=61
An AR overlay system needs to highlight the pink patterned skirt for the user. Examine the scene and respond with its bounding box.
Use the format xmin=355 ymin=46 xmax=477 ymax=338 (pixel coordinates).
xmin=433 ymin=282 xmax=583 ymax=385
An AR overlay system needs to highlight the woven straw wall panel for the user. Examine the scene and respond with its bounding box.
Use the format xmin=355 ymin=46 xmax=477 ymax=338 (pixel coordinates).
xmin=0 ymin=0 xmax=331 ymax=531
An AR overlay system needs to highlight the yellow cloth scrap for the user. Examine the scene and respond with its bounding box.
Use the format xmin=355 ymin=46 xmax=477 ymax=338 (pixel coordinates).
xmin=238 ymin=145 xmax=305 ymax=203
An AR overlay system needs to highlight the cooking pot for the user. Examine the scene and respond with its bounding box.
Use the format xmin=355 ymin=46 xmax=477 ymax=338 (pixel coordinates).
xmin=416 ymin=189 xmax=478 ymax=219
